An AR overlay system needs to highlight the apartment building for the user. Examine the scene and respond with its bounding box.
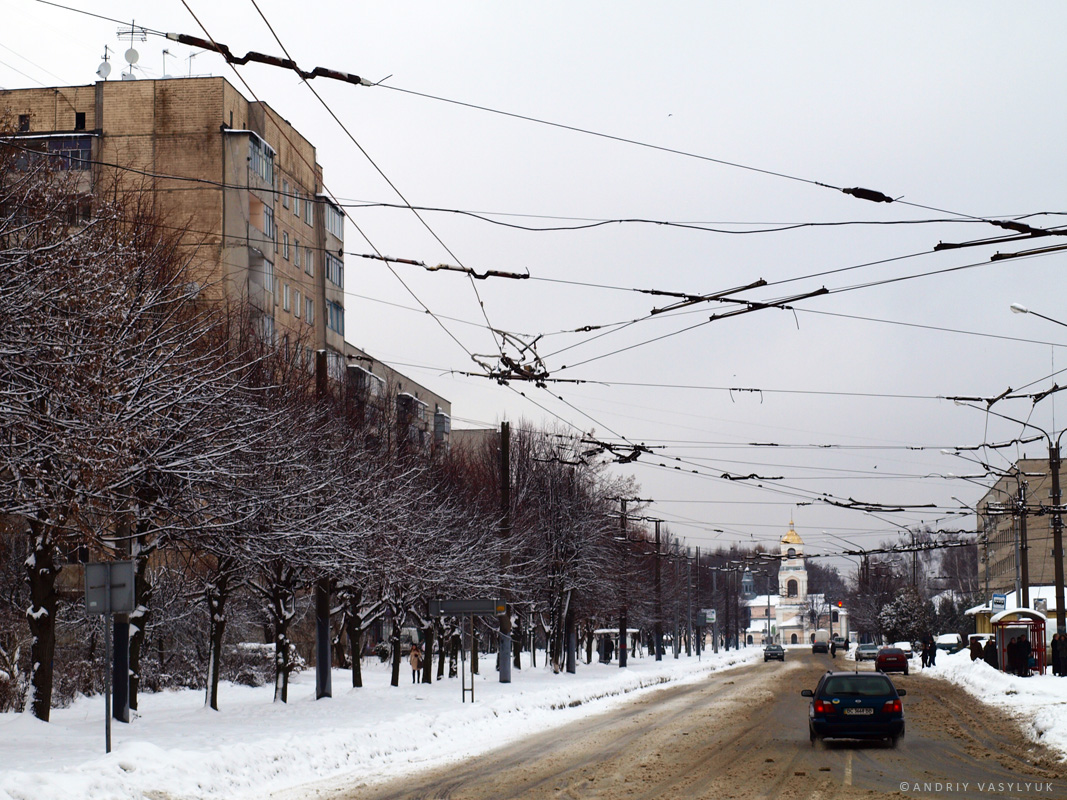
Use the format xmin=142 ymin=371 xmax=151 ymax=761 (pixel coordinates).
xmin=977 ymin=457 xmax=1067 ymax=595
xmin=1 ymin=76 xmax=449 ymax=452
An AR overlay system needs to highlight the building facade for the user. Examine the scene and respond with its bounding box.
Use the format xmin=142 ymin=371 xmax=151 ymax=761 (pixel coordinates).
xmin=1 ymin=77 xmax=450 ymax=451
xmin=977 ymin=457 xmax=1067 ymax=596
xmin=745 ymin=522 xmax=849 ymax=645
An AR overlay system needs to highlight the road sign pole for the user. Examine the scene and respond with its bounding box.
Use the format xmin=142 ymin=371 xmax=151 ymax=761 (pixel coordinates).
xmin=104 ymin=600 xmax=112 ymax=754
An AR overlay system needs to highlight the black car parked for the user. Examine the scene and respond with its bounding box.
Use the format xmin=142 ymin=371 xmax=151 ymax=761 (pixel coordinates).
xmin=802 ymin=670 xmax=906 ymax=747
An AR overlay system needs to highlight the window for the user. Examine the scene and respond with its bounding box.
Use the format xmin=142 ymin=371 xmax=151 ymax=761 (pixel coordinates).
xmin=293 ymin=239 xmax=300 ymax=269
xmin=282 ymin=231 xmax=289 ymax=260
xmin=305 ymin=297 xmax=314 ymax=325
xmin=282 ymin=180 xmax=289 ymax=208
xmin=305 ymin=196 xmax=313 ymax=226
xmin=787 ymin=579 xmax=798 ymax=597
xmin=283 ymin=283 xmax=291 ymax=311
xmin=249 ymin=135 xmax=274 ymax=183
xmin=263 ymin=205 xmax=274 ymax=243
xmin=325 ymin=202 xmax=344 ymax=240
xmin=75 ymin=112 xmax=86 ymax=130
xmin=327 ymin=300 xmax=344 ymax=335
xmin=18 ymin=114 xmax=29 ymax=132
xmin=263 ymin=258 xmax=274 ymax=289
xmin=325 ymin=253 xmax=343 ymax=286
xmin=293 ymin=191 xmax=300 ymax=217
xmin=294 ymin=290 xmax=301 ymax=318
xmin=305 ymin=247 xmax=314 ymax=277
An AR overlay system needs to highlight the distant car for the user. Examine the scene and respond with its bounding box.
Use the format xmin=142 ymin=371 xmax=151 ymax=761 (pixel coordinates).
xmin=935 ymin=633 xmax=963 ymax=654
xmin=832 ymin=635 xmax=849 ymax=651
xmin=891 ymin=641 xmax=914 ymax=658
xmin=802 ymin=670 xmax=906 ymax=747
xmin=876 ymin=647 xmax=909 ymax=675
xmin=855 ymin=643 xmax=880 ymax=661
xmin=812 ymin=629 xmax=831 ymax=653
xmin=764 ymin=644 xmax=785 ymax=662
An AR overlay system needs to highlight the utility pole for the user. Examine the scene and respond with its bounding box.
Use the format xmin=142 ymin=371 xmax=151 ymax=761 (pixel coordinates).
xmin=618 ymin=498 xmax=628 ymax=669
xmin=1018 ymin=481 xmax=1030 ymax=609
xmin=314 ymin=350 xmax=332 ymax=700
xmin=499 ymin=420 xmax=513 ymax=682
xmin=686 ymin=547 xmax=693 ymax=657
xmin=694 ymin=546 xmax=701 ymax=657
xmin=1050 ymin=442 xmax=1065 ymax=636
xmin=712 ymin=567 xmax=718 ymax=653
xmin=654 ymin=520 xmax=662 ymax=661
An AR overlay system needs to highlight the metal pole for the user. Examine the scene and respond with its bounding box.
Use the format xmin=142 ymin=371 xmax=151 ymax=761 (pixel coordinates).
xmin=686 ymin=549 xmax=693 ymax=657
xmin=1018 ymin=481 xmax=1030 ymax=609
xmin=1050 ymin=442 xmax=1066 ymax=635
xmin=619 ymin=499 xmax=628 ymax=669
xmin=654 ymin=521 xmax=662 ymax=661
xmin=105 ymin=611 xmax=112 ymax=754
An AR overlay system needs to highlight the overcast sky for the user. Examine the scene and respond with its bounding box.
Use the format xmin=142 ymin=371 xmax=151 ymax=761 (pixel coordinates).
xmin=6 ymin=1 xmax=1067 ymax=575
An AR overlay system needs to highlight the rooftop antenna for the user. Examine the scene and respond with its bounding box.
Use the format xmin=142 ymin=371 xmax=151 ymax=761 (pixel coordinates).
xmin=162 ymin=48 xmax=172 ymax=78
xmin=116 ymin=21 xmax=147 ymax=80
xmin=96 ymin=45 xmax=112 ymax=80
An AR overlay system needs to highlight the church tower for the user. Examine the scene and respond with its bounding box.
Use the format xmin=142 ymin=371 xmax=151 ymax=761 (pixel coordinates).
xmin=778 ymin=521 xmax=808 ymax=601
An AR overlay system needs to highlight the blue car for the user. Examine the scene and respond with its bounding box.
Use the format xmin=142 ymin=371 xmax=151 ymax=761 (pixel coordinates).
xmin=802 ymin=670 xmax=906 ymax=747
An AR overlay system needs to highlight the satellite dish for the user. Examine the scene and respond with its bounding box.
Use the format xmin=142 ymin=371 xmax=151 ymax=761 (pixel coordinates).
xmin=96 ymin=61 xmax=112 ymax=79
xmin=124 ymin=48 xmax=139 ymax=65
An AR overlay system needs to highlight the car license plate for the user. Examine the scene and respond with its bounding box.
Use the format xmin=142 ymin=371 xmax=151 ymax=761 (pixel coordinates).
xmin=844 ymin=707 xmax=874 ymax=715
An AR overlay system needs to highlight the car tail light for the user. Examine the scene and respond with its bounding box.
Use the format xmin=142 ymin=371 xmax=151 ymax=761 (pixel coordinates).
xmin=813 ymin=699 xmax=835 ymax=714
xmin=882 ymin=699 xmax=902 ymax=714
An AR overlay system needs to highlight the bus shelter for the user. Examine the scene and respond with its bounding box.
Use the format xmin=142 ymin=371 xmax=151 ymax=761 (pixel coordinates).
xmin=990 ymin=608 xmax=1047 ymax=675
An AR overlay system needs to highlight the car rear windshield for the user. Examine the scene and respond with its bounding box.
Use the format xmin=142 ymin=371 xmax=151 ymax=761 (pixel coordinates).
xmin=822 ymin=676 xmax=894 ymax=696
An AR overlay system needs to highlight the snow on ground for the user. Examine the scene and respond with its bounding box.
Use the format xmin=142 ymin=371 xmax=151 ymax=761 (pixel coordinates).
xmin=0 ymin=646 xmax=761 ymax=800
xmin=842 ymin=643 xmax=1067 ymax=760
xmin=925 ymin=648 xmax=1067 ymax=759
xmin=4 ymin=643 xmax=1066 ymax=800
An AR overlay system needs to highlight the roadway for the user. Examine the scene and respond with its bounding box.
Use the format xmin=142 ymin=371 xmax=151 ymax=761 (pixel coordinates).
xmin=284 ymin=650 xmax=1064 ymax=800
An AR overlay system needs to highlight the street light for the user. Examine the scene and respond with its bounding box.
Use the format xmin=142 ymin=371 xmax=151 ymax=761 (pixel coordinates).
xmin=1011 ymin=302 xmax=1067 ymax=330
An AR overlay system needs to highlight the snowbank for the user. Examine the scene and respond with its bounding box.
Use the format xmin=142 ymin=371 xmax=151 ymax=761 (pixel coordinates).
xmin=0 ymin=647 xmax=761 ymax=800
xmin=925 ymin=648 xmax=1067 ymax=759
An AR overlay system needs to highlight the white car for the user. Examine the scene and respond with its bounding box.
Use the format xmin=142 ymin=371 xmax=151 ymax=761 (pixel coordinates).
xmin=891 ymin=641 xmax=913 ymax=658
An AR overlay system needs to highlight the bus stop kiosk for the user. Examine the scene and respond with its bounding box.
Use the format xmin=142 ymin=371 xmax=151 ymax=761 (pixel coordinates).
xmin=991 ymin=608 xmax=1047 ymax=675
xmin=429 ymin=598 xmax=504 ymax=702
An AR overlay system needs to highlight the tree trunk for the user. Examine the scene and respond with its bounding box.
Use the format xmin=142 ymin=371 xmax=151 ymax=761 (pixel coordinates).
xmin=421 ymin=625 xmax=434 ymax=684
xmin=128 ymin=551 xmax=152 ymax=711
xmin=26 ymin=524 xmax=58 ymax=722
xmin=449 ymin=627 xmax=460 ymax=678
xmin=436 ymin=620 xmax=447 ymax=680
xmin=389 ymin=625 xmax=402 ymax=687
xmin=471 ymin=623 xmax=479 ymax=675
xmin=204 ymin=570 xmax=229 ymax=711
xmin=345 ymin=611 xmax=362 ymax=688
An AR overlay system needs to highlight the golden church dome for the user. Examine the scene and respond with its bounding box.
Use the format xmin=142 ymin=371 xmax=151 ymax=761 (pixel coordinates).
xmin=781 ymin=523 xmax=803 ymax=546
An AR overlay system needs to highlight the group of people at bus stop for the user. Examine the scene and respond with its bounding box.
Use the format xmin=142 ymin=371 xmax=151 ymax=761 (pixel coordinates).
xmin=967 ymin=632 xmax=1067 ymax=676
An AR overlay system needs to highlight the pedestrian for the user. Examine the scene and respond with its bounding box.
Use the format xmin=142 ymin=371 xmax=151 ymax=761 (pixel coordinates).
xmin=1053 ymin=634 xmax=1065 ymax=676
xmin=928 ymin=640 xmax=936 ymax=667
xmin=1020 ymin=635 xmax=1032 ymax=676
xmin=920 ymin=641 xmax=929 ymax=669
xmin=983 ymin=637 xmax=998 ymax=669
xmin=409 ymin=643 xmax=422 ymax=684
xmin=969 ymin=637 xmax=983 ymax=662
xmin=830 ymin=640 xmax=837 ymax=659
xmin=1007 ymin=636 xmax=1020 ymax=675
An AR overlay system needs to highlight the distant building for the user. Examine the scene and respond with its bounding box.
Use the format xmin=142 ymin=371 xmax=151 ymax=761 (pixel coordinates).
xmin=746 ymin=522 xmax=849 ymax=645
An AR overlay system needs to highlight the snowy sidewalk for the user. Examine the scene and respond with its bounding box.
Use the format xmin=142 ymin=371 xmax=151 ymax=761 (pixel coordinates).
xmin=0 ymin=647 xmax=761 ymax=800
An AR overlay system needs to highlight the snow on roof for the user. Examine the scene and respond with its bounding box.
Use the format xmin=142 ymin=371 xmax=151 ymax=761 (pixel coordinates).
xmin=965 ymin=586 xmax=1061 ymax=615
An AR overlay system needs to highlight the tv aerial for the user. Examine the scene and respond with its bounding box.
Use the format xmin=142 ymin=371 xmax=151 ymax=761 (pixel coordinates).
xmin=116 ymin=21 xmax=147 ymax=80
xmin=96 ymin=45 xmax=111 ymax=80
